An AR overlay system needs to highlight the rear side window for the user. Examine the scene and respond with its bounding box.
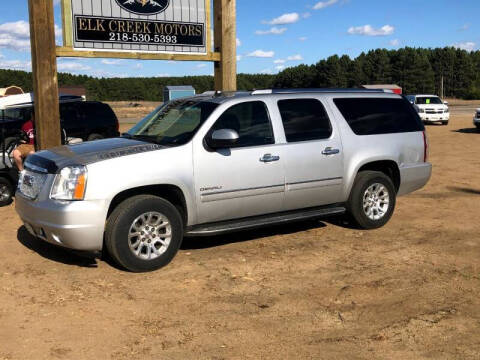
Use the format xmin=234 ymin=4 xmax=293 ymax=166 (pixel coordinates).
xmin=278 ymin=99 xmax=332 ymax=142
xmin=79 ymin=102 xmax=117 ymax=123
xmin=333 ymin=98 xmax=424 ymax=135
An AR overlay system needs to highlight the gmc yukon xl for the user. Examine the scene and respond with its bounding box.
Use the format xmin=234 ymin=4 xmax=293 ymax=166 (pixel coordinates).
xmin=15 ymin=89 xmax=432 ymax=272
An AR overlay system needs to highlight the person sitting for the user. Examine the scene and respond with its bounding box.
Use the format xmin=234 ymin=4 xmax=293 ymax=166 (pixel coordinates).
xmin=12 ymin=111 xmax=35 ymax=172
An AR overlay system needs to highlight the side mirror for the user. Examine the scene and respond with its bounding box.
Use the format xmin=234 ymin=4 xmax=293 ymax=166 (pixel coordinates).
xmin=206 ymin=129 xmax=239 ymax=149
xmin=443 ymin=101 xmax=449 ymax=105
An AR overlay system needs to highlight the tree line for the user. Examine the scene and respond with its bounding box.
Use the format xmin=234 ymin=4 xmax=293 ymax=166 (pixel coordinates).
xmin=0 ymin=47 xmax=479 ymax=101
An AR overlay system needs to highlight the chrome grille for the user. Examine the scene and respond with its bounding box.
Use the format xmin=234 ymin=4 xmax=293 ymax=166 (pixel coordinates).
xmin=19 ymin=170 xmax=48 ymax=200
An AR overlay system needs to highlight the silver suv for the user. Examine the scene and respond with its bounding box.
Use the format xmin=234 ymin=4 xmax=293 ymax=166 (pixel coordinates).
xmin=16 ymin=89 xmax=432 ymax=272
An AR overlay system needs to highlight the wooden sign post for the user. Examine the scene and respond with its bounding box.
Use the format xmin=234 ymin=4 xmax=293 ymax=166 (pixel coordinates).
xmin=28 ymin=0 xmax=62 ymax=150
xmin=28 ymin=0 xmax=236 ymax=149
xmin=214 ymin=0 xmax=237 ymax=92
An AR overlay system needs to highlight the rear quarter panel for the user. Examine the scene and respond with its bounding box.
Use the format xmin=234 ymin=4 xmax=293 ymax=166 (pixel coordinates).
xmin=326 ymin=95 xmax=426 ymax=200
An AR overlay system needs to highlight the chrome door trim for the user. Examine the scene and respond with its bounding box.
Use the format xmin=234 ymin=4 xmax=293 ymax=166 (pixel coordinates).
xmin=201 ymin=184 xmax=285 ymax=203
xmin=286 ymin=177 xmax=343 ymax=192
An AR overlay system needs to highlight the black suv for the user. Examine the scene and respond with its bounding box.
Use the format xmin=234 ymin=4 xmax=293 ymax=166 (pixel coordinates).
xmin=1 ymin=99 xmax=120 ymax=143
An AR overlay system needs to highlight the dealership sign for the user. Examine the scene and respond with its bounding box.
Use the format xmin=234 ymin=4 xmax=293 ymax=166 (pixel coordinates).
xmin=66 ymin=0 xmax=208 ymax=54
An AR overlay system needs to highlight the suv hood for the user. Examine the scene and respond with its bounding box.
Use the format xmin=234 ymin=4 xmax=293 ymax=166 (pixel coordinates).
xmin=25 ymin=137 xmax=164 ymax=173
xmin=416 ymin=103 xmax=447 ymax=109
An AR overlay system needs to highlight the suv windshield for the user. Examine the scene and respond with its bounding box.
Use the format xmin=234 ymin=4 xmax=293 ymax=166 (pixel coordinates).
xmin=125 ymin=98 xmax=218 ymax=146
xmin=415 ymin=97 xmax=443 ymax=105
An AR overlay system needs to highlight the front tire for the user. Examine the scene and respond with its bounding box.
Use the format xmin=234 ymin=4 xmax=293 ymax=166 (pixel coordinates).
xmin=0 ymin=177 xmax=13 ymax=207
xmin=105 ymin=195 xmax=184 ymax=272
xmin=442 ymin=121 xmax=449 ymax=126
xmin=347 ymin=171 xmax=396 ymax=230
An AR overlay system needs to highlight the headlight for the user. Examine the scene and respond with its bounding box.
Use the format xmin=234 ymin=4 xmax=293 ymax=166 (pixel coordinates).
xmin=417 ymin=107 xmax=425 ymax=113
xmin=51 ymin=166 xmax=87 ymax=200
xmin=444 ymin=108 xmax=449 ymax=113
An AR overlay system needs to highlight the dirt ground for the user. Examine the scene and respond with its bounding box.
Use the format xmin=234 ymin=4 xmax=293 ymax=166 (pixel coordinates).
xmin=1 ymin=106 xmax=480 ymax=360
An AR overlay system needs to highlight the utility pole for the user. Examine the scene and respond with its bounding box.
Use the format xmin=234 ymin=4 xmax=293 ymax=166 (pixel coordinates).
xmin=440 ymin=75 xmax=444 ymax=99
xmin=214 ymin=0 xmax=237 ymax=91
xmin=28 ymin=0 xmax=61 ymax=150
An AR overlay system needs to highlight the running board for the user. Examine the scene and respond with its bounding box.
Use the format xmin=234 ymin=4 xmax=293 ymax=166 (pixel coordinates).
xmin=185 ymin=206 xmax=346 ymax=236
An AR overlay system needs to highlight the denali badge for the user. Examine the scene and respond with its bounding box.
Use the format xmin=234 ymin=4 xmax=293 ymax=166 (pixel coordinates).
xmin=115 ymin=0 xmax=170 ymax=15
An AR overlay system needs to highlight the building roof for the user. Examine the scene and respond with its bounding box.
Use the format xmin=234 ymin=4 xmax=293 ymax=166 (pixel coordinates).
xmin=59 ymin=85 xmax=86 ymax=97
xmin=165 ymin=85 xmax=195 ymax=91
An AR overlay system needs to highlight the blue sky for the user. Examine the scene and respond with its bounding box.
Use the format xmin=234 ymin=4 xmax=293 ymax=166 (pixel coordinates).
xmin=0 ymin=0 xmax=478 ymax=78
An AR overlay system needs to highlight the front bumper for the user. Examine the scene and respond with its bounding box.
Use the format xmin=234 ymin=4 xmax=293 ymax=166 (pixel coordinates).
xmin=419 ymin=113 xmax=450 ymax=122
xmin=15 ymin=193 xmax=107 ymax=251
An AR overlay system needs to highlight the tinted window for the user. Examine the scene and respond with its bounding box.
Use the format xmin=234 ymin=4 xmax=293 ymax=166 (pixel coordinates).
xmin=2 ymin=107 xmax=32 ymax=122
xmin=333 ymin=98 xmax=424 ymax=135
xmin=211 ymin=101 xmax=274 ymax=147
xmin=79 ymin=102 xmax=117 ymax=124
xmin=60 ymin=103 xmax=78 ymax=127
xmin=278 ymin=99 xmax=332 ymax=142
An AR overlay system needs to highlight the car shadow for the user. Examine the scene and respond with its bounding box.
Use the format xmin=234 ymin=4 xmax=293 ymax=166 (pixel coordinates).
xmin=181 ymin=219 xmax=328 ymax=250
xmin=447 ymin=186 xmax=480 ymax=195
xmin=452 ymin=128 xmax=479 ymax=134
xmin=17 ymin=226 xmax=99 ymax=268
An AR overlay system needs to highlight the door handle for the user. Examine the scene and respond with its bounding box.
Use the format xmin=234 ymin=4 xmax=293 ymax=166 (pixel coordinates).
xmin=322 ymin=147 xmax=340 ymax=156
xmin=260 ymin=153 xmax=280 ymax=163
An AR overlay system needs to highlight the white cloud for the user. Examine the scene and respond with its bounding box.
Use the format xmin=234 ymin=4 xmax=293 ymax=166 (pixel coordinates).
xmin=236 ymin=38 xmax=241 ymax=47
xmin=0 ymin=59 xmax=31 ymax=71
xmin=389 ymin=39 xmax=400 ymax=47
xmin=459 ymin=23 xmax=470 ymax=31
xmin=101 ymin=59 xmax=123 ymax=65
xmin=347 ymin=24 xmax=395 ymax=36
xmin=196 ymin=63 xmax=207 ymax=68
xmin=237 ymin=55 xmax=242 ymax=61
xmin=133 ymin=63 xmax=143 ymax=69
xmin=313 ymin=0 xmax=339 ymax=10
xmin=274 ymin=59 xmax=286 ymax=64
xmin=299 ymin=36 xmax=308 ymax=42
xmin=264 ymin=13 xmax=300 ymax=25
xmin=453 ymin=42 xmax=476 ymax=52
xmin=260 ymin=68 xmax=273 ymax=74
xmin=287 ymin=54 xmax=303 ymax=61
xmin=247 ymin=50 xmax=275 ymax=58
xmin=0 ymin=20 xmax=62 ymax=51
xmin=57 ymin=61 xmax=91 ymax=72
xmin=302 ymin=13 xmax=311 ymax=19
xmin=53 ymin=0 xmax=61 ymax=5
xmin=255 ymin=27 xmax=287 ymax=35
xmin=275 ymin=65 xmax=285 ymax=71
xmin=157 ymin=73 xmax=171 ymax=77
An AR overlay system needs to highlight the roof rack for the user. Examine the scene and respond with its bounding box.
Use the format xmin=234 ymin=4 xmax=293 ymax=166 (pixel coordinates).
xmin=251 ymin=88 xmax=391 ymax=95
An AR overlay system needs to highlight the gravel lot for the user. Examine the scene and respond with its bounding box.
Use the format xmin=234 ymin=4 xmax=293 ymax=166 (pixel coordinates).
xmin=0 ymin=105 xmax=479 ymax=360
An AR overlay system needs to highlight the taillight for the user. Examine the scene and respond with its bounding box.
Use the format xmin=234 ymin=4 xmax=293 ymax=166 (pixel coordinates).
xmin=423 ymin=131 xmax=429 ymax=162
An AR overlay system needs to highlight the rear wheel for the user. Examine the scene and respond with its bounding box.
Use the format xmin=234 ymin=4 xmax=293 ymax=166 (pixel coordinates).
xmin=347 ymin=171 xmax=396 ymax=229
xmin=105 ymin=195 xmax=184 ymax=272
xmin=0 ymin=177 xmax=13 ymax=207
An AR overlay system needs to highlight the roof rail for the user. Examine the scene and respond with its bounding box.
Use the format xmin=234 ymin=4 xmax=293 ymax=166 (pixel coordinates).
xmin=251 ymin=88 xmax=390 ymax=95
